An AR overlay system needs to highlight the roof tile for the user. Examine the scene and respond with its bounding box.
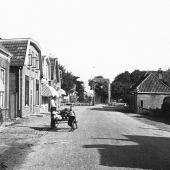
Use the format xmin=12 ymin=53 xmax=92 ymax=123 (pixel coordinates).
xmin=137 ymin=73 xmax=170 ymax=93
xmin=0 ymin=40 xmax=28 ymax=66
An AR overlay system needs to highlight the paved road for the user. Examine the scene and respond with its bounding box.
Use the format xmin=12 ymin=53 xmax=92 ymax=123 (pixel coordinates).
xmin=2 ymin=105 xmax=170 ymax=170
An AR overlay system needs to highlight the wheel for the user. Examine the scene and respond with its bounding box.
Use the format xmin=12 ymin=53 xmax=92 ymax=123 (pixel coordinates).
xmin=73 ymin=120 xmax=78 ymax=129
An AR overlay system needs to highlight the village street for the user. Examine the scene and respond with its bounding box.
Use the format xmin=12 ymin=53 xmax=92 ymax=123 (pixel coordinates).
xmin=1 ymin=105 xmax=170 ymax=170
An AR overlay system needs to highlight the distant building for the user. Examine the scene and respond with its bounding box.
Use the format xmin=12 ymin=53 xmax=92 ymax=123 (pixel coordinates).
xmin=41 ymin=56 xmax=59 ymax=113
xmin=0 ymin=38 xmax=42 ymax=118
xmin=41 ymin=56 xmax=65 ymax=112
xmin=0 ymin=44 xmax=12 ymax=119
xmin=49 ymin=57 xmax=64 ymax=108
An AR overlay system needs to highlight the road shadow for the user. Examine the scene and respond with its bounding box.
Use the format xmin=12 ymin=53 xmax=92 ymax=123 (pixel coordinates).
xmin=90 ymin=105 xmax=131 ymax=113
xmin=0 ymin=141 xmax=34 ymax=170
xmin=132 ymin=114 xmax=170 ymax=125
xmin=90 ymin=105 xmax=170 ymax=126
xmin=82 ymin=135 xmax=170 ymax=169
xmin=30 ymin=126 xmax=70 ymax=132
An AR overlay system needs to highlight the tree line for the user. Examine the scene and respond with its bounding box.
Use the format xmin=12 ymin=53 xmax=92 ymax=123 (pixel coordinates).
xmin=89 ymin=69 xmax=170 ymax=104
xmin=59 ymin=64 xmax=85 ymax=102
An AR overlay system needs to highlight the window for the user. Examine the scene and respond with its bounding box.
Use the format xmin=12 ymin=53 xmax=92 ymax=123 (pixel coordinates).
xmin=141 ymin=100 xmax=143 ymax=107
xmin=25 ymin=76 xmax=29 ymax=106
xmin=0 ymin=68 xmax=5 ymax=84
xmin=36 ymin=80 xmax=39 ymax=105
xmin=0 ymin=68 xmax=5 ymax=108
xmin=0 ymin=92 xmax=4 ymax=108
xmin=32 ymin=51 xmax=36 ymax=68
xmin=36 ymin=54 xmax=39 ymax=70
xmin=60 ymin=70 xmax=62 ymax=84
xmin=28 ymin=49 xmax=32 ymax=66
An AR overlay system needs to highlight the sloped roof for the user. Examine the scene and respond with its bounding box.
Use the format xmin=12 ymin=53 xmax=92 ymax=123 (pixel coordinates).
xmin=0 ymin=43 xmax=12 ymax=56
xmin=136 ymin=73 xmax=170 ymax=93
xmin=0 ymin=39 xmax=29 ymax=66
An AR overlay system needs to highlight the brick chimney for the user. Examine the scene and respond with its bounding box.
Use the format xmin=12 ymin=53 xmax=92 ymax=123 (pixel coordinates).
xmin=158 ymin=68 xmax=163 ymax=80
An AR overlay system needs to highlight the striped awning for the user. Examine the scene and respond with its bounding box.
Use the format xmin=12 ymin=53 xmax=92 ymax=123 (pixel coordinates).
xmin=41 ymin=83 xmax=60 ymax=97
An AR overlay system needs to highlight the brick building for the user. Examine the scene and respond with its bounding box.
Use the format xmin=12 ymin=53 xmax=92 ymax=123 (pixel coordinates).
xmin=0 ymin=38 xmax=42 ymax=118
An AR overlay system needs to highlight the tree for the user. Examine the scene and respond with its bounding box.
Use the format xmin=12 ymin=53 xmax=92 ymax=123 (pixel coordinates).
xmin=59 ymin=64 xmax=85 ymax=102
xmin=111 ymin=70 xmax=147 ymax=103
xmin=130 ymin=70 xmax=146 ymax=86
xmin=111 ymin=71 xmax=131 ymax=102
xmin=88 ymin=76 xmax=108 ymax=103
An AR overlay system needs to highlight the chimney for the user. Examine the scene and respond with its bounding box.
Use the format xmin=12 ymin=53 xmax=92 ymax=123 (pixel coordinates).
xmin=158 ymin=68 xmax=163 ymax=80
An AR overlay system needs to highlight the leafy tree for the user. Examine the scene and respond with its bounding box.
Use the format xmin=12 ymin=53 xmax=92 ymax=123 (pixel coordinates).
xmin=130 ymin=70 xmax=146 ymax=86
xmin=111 ymin=71 xmax=131 ymax=102
xmin=88 ymin=76 xmax=108 ymax=103
xmin=59 ymin=64 xmax=85 ymax=102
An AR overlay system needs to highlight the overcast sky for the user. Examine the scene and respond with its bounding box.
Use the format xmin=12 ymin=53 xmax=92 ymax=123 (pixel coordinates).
xmin=1 ymin=0 xmax=170 ymax=92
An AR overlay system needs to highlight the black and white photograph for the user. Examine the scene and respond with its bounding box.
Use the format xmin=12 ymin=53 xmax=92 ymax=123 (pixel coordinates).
xmin=1 ymin=0 xmax=170 ymax=169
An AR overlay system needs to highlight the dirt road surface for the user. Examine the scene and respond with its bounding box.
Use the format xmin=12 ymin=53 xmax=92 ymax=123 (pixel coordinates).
xmin=1 ymin=105 xmax=170 ymax=170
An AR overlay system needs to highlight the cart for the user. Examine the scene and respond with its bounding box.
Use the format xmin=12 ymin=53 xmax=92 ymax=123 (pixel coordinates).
xmin=55 ymin=108 xmax=78 ymax=129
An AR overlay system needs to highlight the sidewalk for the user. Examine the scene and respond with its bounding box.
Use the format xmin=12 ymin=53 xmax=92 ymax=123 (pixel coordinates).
xmin=0 ymin=113 xmax=51 ymax=170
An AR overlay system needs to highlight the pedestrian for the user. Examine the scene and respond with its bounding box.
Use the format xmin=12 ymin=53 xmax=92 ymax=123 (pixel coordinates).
xmin=68 ymin=105 xmax=77 ymax=131
xmin=50 ymin=96 xmax=57 ymax=129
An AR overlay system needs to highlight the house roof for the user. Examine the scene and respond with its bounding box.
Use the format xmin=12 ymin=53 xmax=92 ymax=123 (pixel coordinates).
xmin=136 ymin=73 xmax=170 ymax=93
xmin=0 ymin=38 xmax=41 ymax=67
xmin=0 ymin=39 xmax=29 ymax=66
xmin=0 ymin=43 xmax=12 ymax=56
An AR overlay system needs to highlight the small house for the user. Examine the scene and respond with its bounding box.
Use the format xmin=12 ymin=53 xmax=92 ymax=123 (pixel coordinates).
xmin=129 ymin=71 xmax=170 ymax=113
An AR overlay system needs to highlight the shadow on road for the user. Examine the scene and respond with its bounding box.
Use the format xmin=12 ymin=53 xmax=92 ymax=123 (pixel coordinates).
xmin=90 ymin=105 xmax=170 ymax=126
xmin=90 ymin=106 xmax=131 ymax=113
xmin=0 ymin=142 xmax=34 ymax=170
xmin=132 ymin=114 xmax=170 ymax=125
xmin=30 ymin=126 xmax=70 ymax=132
xmin=82 ymin=135 xmax=170 ymax=169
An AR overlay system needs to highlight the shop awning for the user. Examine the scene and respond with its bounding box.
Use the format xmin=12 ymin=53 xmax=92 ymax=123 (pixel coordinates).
xmin=59 ymin=89 xmax=66 ymax=96
xmin=0 ymin=79 xmax=4 ymax=92
xmin=41 ymin=83 xmax=60 ymax=97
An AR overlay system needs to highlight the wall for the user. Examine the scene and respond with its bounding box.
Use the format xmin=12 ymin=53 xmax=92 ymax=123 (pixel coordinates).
xmin=137 ymin=94 xmax=170 ymax=111
xmin=0 ymin=54 xmax=10 ymax=119
xmin=21 ymin=43 xmax=41 ymax=117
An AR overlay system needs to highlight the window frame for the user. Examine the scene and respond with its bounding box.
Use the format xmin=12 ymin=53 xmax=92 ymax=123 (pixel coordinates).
xmin=25 ymin=75 xmax=29 ymax=106
xmin=35 ymin=79 xmax=39 ymax=105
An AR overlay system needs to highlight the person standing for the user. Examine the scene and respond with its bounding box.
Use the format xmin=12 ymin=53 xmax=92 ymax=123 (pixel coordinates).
xmin=68 ymin=105 xmax=77 ymax=131
xmin=50 ymin=96 xmax=57 ymax=129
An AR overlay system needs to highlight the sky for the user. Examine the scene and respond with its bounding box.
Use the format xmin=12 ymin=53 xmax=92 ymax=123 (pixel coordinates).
xmin=1 ymin=0 xmax=170 ymax=92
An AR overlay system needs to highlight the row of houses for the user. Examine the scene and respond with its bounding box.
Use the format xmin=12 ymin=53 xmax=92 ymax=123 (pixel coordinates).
xmin=0 ymin=38 xmax=65 ymax=120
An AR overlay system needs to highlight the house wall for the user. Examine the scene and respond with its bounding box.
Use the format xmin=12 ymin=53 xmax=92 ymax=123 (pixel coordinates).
xmin=0 ymin=54 xmax=10 ymax=119
xmin=136 ymin=94 xmax=170 ymax=112
xmin=21 ymin=66 xmax=41 ymax=117
xmin=21 ymin=43 xmax=41 ymax=117
xmin=40 ymin=97 xmax=50 ymax=113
